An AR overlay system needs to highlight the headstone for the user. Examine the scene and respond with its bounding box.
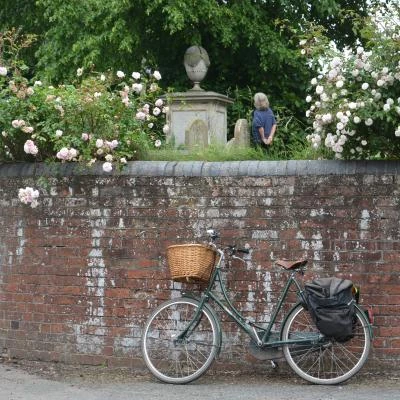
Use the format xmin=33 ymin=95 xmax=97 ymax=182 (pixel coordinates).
xmin=234 ymin=119 xmax=250 ymax=147
xmin=185 ymin=119 xmax=208 ymax=149
xmin=227 ymin=119 xmax=250 ymax=148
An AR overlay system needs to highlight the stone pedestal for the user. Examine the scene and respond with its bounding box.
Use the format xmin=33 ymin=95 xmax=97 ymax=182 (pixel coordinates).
xmin=166 ymin=91 xmax=233 ymax=148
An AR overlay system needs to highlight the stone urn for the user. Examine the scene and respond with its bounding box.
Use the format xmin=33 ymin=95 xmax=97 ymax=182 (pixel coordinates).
xmin=183 ymin=46 xmax=210 ymax=91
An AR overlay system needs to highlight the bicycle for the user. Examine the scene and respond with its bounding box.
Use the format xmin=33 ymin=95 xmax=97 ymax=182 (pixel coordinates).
xmin=141 ymin=229 xmax=373 ymax=385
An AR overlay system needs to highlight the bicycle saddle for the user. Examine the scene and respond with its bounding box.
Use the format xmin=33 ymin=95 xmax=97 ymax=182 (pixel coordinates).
xmin=276 ymin=259 xmax=308 ymax=270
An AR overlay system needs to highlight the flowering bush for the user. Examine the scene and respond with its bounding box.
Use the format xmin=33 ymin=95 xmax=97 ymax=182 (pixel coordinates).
xmin=301 ymin=12 xmax=400 ymax=159
xmin=0 ymin=31 xmax=169 ymax=174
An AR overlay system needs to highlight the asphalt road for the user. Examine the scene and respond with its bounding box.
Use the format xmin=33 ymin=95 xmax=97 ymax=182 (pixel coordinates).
xmin=1 ymin=361 xmax=399 ymax=400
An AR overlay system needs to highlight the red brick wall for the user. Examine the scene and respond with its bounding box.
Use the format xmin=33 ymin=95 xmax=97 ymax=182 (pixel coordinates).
xmin=0 ymin=161 xmax=399 ymax=371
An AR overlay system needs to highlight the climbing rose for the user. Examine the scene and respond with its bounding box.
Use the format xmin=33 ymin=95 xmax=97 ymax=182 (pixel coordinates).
xmin=102 ymin=162 xmax=113 ymax=172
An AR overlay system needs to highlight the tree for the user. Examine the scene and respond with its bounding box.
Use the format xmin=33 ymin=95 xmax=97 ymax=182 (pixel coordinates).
xmin=2 ymin=2 xmax=374 ymax=88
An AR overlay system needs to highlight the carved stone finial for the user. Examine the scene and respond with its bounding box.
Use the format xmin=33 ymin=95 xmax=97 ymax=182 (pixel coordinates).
xmin=183 ymin=46 xmax=210 ymax=91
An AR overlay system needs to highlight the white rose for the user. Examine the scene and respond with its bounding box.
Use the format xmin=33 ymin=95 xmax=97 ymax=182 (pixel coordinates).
xmin=361 ymin=83 xmax=369 ymax=90
xmin=320 ymin=93 xmax=329 ymax=102
xmin=328 ymin=69 xmax=338 ymax=80
xmin=131 ymin=72 xmax=141 ymax=80
xmin=116 ymin=70 xmax=125 ymax=78
xmin=132 ymin=83 xmax=143 ymax=93
xmin=349 ymin=102 xmax=357 ymax=110
xmin=102 ymin=162 xmax=113 ymax=172
xmin=330 ymin=57 xmax=341 ymax=68
xmin=153 ymin=70 xmax=162 ymax=80
xmin=55 ymin=129 xmax=63 ymax=137
xmin=22 ymin=126 xmax=34 ymax=134
xmin=336 ymin=80 xmax=344 ymax=88
xmin=0 ymin=66 xmax=7 ymax=76
xmin=136 ymin=111 xmax=146 ymax=120
xmin=315 ymin=85 xmax=324 ymax=95
xmin=69 ymin=148 xmax=78 ymax=159
xmin=365 ymin=118 xmax=373 ymax=126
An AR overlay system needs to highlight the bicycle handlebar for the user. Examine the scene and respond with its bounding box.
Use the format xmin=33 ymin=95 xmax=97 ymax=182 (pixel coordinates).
xmin=207 ymin=229 xmax=250 ymax=257
xmin=226 ymin=245 xmax=250 ymax=254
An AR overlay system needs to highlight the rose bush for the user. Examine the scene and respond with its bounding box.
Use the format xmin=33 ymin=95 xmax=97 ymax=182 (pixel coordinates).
xmin=0 ymin=68 xmax=168 ymax=170
xmin=301 ymin=8 xmax=400 ymax=159
xmin=0 ymin=31 xmax=168 ymax=173
xmin=1 ymin=29 xmax=169 ymax=206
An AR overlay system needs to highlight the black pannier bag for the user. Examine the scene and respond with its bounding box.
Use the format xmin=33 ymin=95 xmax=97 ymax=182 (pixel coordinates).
xmin=304 ymin=277 xmax=355 ymax=342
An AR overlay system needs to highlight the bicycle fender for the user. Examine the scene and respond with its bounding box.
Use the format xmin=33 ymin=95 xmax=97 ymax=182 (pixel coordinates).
xmin=180 ymin=292 xmax=223 ymax=356
xmin=355 ymin=303 xmax=374 ymax=339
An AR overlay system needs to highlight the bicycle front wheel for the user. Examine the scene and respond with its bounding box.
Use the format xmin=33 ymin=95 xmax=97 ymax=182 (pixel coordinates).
xmin=282 ymin=304 xmax=371 ymax=385
xmin=141 ymin=297 xmax=220 ymax=384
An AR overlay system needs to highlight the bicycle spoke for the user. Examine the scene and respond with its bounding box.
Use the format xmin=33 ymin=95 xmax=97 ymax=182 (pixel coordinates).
xmin=142 ymin=298 xmax=219 ymax=383
xmin=283 ymin=304 xmax=371 ymax=384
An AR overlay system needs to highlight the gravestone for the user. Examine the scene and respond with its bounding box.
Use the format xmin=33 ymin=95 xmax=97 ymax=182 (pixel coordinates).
xmin=185 ymin=119 xmax=208 ymax=149
xmin=227 ymin=119 xmax=251 ymax=147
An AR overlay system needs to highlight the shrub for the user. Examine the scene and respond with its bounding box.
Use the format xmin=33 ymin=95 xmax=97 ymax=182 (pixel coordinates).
xmin=0 ymin=30 xmax=168 ymax=172
xmin=301 ymin=8 xmax=400 ymax=160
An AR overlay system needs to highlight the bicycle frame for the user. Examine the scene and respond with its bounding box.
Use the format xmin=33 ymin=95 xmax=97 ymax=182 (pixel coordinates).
xmin=178 ymin=247 xmax=321 ymax=348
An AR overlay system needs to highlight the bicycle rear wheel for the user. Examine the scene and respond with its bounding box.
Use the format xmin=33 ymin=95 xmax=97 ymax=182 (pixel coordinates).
xmin=141 ymin=297 xmax=220 ymax=384
xmin=282 ymin=304 xmax=371 ymax=384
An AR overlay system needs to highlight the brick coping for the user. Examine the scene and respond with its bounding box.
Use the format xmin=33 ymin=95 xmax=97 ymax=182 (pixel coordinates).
xmin=0 ymin=160 xmax=399 ymax=177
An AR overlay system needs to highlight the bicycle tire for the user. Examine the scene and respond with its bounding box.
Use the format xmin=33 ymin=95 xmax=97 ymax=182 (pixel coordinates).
xmin=141 ymin=297 xmax=220 ymax=384
xmin=282 ymin=304 xmax=371 ymax=385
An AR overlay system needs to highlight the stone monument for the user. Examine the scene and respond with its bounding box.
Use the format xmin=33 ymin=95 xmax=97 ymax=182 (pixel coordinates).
xmin=165 ymin=46 xmax=233 ymax=148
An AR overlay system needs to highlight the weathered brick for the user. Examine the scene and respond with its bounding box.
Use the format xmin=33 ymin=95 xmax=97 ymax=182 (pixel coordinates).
xmin=0 ymin=161 xmax=399 ymax=372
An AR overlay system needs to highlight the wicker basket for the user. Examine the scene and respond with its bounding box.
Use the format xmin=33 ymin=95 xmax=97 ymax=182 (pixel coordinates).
xmin=167 ymin=244 xmax=217 ymax=283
